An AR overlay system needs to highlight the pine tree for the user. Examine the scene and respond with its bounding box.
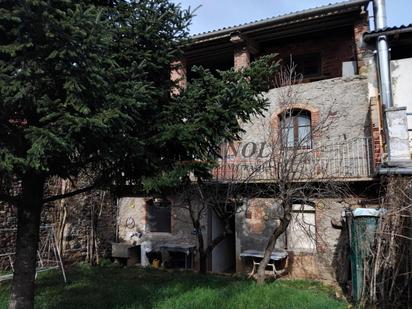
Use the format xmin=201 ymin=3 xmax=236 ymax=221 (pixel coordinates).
xmin=0 ymin=1 xmax=277 ymax=308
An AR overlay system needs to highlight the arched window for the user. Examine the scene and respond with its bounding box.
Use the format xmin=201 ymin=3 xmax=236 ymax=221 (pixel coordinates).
xmin=279 ymin=109 xmax=312 ymax=148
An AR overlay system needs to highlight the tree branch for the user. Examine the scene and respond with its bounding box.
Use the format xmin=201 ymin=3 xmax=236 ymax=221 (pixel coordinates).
xmin=43 ymin=184 xmax=96 ymax=203
xmin=205 ymin=230 xmax=232 ymax=256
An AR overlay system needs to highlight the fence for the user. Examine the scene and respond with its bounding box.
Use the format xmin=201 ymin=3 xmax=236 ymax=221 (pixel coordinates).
xmin=0 ymin=225 xmax=66 ymax=282
xmin=213 ymin=138 xmax=374 ymax=182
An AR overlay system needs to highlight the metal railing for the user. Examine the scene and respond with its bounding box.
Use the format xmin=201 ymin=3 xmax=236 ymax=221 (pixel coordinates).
xmin=212 ymin=138 xmax=374 ymax=182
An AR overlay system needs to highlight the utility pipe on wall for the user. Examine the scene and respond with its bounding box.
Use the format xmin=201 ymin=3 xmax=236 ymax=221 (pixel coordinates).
xmin=373 ymin=0 xmax=393 ymax=108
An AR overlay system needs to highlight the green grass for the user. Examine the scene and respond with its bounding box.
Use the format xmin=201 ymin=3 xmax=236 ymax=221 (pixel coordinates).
xmin=0 ymin=264 xmax=347 ymax=309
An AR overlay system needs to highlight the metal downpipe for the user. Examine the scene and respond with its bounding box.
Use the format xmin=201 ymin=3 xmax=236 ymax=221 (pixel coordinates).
xmin=377 ymin=36 xmax=393 ymax=109
xmin=373 ymin=0 xmax=393 ymax=108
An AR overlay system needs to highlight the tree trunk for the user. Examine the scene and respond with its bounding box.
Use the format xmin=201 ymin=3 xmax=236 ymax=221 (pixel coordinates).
xmin=256 ymin=218 xmax=290 ymax=284
xmin=194 ymin=220 xmax=208 ymax=274
xmin=9 ymin=175 xmax=45 ymax=309
xmin=199 ymin=250 xmax=207 ymax=274
xmin=196 ymin=220 xmax=231 ymax=274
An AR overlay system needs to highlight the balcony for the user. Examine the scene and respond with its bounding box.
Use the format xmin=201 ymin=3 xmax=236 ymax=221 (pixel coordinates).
xmin=212 ymin=138 xmax=374 ymax=182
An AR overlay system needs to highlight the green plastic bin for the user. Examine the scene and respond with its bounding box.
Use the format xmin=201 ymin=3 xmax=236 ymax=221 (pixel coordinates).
xmin=349 ymin=208 xmax=382 ymax=302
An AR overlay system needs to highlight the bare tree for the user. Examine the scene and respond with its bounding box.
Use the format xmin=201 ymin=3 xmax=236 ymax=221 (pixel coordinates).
xmin=171 ymin=62 xmax=369 ymax=282
xmin=172 ymin=177 xmax=244 ymax=274
xmin=362 ymin=176 xmax=412 ymax=308
xmin=214 ymin=63 xmax=355 ymax=283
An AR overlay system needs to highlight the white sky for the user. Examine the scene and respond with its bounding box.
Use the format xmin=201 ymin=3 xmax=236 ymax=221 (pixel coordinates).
xmin=171 ymin=0 xmax=412 ymax=35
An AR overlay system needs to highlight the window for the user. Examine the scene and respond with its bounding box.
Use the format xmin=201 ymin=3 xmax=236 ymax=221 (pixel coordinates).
xmin=280 ymin=109 xmax=312 ymax=148
xmin=286 ymin=204 xmax=316 ymax=253
xmin=146 ymin=198 xmax=171 ymax=233
xmin=287 ymin=53 xmax=322 ymax=78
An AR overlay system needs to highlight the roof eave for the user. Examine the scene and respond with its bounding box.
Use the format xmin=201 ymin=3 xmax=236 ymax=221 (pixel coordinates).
xmin=364 ymin=25 xmax=412 ymax=41
xmin=189 ymin=0 xmax=369 ymax=44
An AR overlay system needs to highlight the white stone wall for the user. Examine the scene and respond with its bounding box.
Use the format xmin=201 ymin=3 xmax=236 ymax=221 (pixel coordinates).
xmin=391 ymin=58 xmax=412 ymax=148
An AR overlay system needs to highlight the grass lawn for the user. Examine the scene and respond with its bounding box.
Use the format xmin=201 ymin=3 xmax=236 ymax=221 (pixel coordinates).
xmin=0 ymin=264 xmax=347 ymax=309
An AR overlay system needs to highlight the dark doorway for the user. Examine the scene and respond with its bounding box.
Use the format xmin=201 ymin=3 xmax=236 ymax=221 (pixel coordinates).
xmin=209 ymin=209 xmax=236 ymax=273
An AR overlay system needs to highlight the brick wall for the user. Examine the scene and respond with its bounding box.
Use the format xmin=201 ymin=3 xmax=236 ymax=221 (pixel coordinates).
xmin=353 ymin=13 xmax=370 ymax=74
xmin=262 ymin=30 xmax=356 ymax=79
xmin=170 ymin=59 xmax=187 ymax=95
xmin=234 ymin=47 xmax=251 ymax=70
xmin=370 ymin=97 xmax=383 ymax=164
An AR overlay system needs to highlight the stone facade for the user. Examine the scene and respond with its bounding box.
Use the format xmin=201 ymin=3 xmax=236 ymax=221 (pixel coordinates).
xmin=227 ymin=75 xmax=375 ymax=281
xmin=117 ymin=196 xmax=205 ymax=270
xmin=0 ymin=203 xmax=17 ymax=270
xmin=214 ymin=76 xmax=375 ymax=182
xmin=113 ymin=3 xmax=379 ymax=282
xmin=244 ymin=76 xmax=371 ymax=144
xmin=1 ymin=2 xmax=385 ymax=287
xmin=0 ymin=179 xmax=117 ymax=271
xmin=235 ymin=197 xmax=376 ymax=282
xmin=117 ymin=196 xmax=200 ymax=246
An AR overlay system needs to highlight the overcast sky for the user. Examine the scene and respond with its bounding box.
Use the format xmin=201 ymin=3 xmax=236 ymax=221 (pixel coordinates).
xmin=171 ymin=0 xmax=412 ymax=35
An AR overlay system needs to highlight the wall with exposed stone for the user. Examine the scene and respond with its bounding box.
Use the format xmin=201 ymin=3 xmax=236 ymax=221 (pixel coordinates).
xmin=0 ymin=179 xmax=117 ymax=271
xmin=216 ymin=76 xmax=374 ymax=181
xmin=117 ymin=196 xmax=206 ymax=270
xmin=241 ymin=76 xmax=370 ymax=146
xmin=0 ymin=203 xmax=17 ymax=270
xmin=235 ymin=197 xmax=375 ymax=285
xmin=50 ymin=188 xmax=117 ymax=264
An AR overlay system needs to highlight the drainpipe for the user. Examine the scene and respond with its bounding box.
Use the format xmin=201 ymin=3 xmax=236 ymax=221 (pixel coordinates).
xmin=373 ymin=0 xmax=393 ymax=109
xmin=373 ymin=0 xmax=411 ymax=164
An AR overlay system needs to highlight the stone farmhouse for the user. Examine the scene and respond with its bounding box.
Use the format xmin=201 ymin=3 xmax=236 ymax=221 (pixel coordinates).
xmin=1 ymin=0 xmax=412 ymax=292
xmin=116 ymin=0 xmax=412 ymax=281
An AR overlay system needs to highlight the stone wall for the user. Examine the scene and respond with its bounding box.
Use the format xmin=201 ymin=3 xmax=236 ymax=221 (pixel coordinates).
xmin=214 ymin=76 xmax=374 ymax=181
xmin=0 ymin=179 xmax=117 ymax=271
xmin=0 ymin=203 xmax=17 ymax=270
xmin=117 ymin=196 xmax=200 ymax=246
xmin=50 ymin=188 xmax=117 ymax=264
xmin=242 ymin=76 xmax=370 ymax=145
xmin=117 ymin=196 xmax=205 ymax=270
xmin=235 ymin=197 xmax=373 ymax=283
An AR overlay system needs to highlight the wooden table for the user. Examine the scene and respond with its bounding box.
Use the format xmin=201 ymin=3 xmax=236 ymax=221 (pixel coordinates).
xmin=159 ymin=244 xmax=195 ymax=269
